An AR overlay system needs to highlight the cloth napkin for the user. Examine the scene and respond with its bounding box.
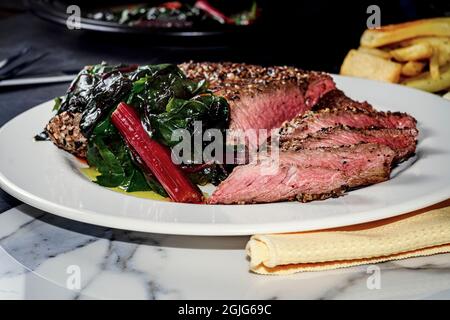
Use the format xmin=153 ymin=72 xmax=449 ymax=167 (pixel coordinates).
xmin=246 ymin=200 xmax=450 ymax=275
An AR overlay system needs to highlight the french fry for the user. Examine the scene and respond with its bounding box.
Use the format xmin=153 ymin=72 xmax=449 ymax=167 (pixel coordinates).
xmin=406 ymin=36 xmax=450 ymax=50
xmin=403 ymin=36 xmax=450 ymax=66
xmin=402 ymin=63 xmax=450 ymax=92
xmin=401 ymin=61 xmax=425 ymax=77
xmin=390 ymin=43 xmax=433 ymax=62
xmin=361 ymin=18 xmax=450 ymax=48
xmin=340 ymin=49 xmax=402 ymax=83
xmin=357 ymin=47 xmax=392 ymax=59
xmin=438 ymin=49 xmax=450 ymax=66
xmin=430 ymin=50 xmax=440 ymax=80
xmin=346 ymin=18 xmax=450 ymax=93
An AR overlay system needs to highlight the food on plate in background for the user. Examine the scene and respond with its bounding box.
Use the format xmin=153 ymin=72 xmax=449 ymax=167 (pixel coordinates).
xmin=340 ymin=17 xmax=450 ymax=95
xmin=360 ymin=18 xmax=450 ymax=48
xmin=87 ymin=1 xmax=260 ymax=28
xmin=341 ymin=49 xmax=402 ymax=83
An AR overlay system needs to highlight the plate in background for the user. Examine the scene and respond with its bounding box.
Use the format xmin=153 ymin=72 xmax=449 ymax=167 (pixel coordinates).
xmin=28 ymin=0 xmax=259 ymax=38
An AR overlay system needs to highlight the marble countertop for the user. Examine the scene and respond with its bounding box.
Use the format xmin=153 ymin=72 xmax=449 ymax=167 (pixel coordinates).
xmin=1 ymin=203 xmax=450 ymax=300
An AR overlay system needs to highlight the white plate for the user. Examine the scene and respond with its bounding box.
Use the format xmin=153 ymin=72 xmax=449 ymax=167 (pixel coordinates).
xmin=1 ymin=76 xmax=450 ymax=235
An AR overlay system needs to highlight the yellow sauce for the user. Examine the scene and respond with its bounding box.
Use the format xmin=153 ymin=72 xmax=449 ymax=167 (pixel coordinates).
xmin=80 ymin=167 xmax=169 ymax=201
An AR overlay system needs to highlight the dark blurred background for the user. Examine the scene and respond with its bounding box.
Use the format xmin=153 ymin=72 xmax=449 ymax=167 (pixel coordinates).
xmin=0 ymin=0 xmax=449 ymax=123
xmin=1 ymin=0 xmax=449 ymax=71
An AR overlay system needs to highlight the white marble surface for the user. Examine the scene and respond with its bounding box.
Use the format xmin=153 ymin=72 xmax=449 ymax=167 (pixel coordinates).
xmin=1 ymin=204 xmax=450 ymax=300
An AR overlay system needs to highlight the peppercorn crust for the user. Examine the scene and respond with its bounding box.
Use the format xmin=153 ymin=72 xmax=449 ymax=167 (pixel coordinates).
xmin=179 ymin=61 xmax=324 ymax=101
xmin=46 ymin=111 xmax=88 ymax=158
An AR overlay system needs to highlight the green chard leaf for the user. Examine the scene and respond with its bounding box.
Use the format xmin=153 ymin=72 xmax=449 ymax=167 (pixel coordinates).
xmin=52 ymin=97 xmax=62 ymax=112
xmin=124 ymin=169 xmax=151 ymax=193
xmin=59 ymin=62 xmax=232 ymax=196
xmin=89 ymin=139 xmax=126 ymax=187
xmin=86 ymin=111 xmax=167 ymax=195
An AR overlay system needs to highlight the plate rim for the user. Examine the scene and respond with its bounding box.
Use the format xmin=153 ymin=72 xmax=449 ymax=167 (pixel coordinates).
xmin=2 ymin=154 xmax=450 ymax=235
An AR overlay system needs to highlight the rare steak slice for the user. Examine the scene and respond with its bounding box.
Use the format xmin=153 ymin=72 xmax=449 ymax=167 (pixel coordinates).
xmin=207 ymin=144 xmax=395 ymax=204
xmin=280 ymin=108 xmax=417 ymax=141
xmin=179 ymin=62 xmax=336 ymax=135
xmin=281 ymin=126 xmax=418 ymax=162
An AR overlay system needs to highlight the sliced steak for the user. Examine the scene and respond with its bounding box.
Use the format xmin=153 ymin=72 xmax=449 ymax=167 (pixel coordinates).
xmin=207 ymin=144 xmax=395 ymax=204
xmin=223 ymin=82 xmax=306 ymax=133
xmin=280 ymin=108 xmax=417 ymax=141
xmin=179 ymin=62 xmax=336 ymax=134
xmin=281 ymin=126 xmax=418 ymax=162
xmin=312 ymin=89 xmax=375 ymax=113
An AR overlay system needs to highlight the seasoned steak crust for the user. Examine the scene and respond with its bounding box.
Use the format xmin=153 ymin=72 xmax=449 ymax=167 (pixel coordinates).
xmin=179 ymin=61 xmax=334 ymax=105
xmin=180 ymin=61 xmax=312 ymax=96
xmin=312 ymin=89 xmax=375 ymax=113
xmin=46 ymin=111 xmax=88 ymax=158
xmin=296 ymin=188 xmax=347 ymax=203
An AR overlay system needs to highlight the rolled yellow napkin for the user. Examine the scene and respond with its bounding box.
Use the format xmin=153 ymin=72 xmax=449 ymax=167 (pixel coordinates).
xmin=246 ymin=200 xmax=450 ymax=275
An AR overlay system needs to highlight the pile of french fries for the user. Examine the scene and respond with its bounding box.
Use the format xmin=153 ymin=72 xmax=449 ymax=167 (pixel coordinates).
xmin=340 ymin=17 xmax=450 ymax=97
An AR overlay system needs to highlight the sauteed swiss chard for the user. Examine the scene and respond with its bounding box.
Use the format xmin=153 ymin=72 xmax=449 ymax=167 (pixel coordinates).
xmin=87 ymin=1 xmax=259 ymax=28
xmin=41 ymin=62 xmax=230 ymax=202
